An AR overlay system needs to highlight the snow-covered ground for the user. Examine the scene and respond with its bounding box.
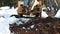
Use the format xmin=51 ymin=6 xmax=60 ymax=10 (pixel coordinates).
xmin=0 ymin=6 xmax=60 ymax=34
xmin=0 ymin=6 xmax=18 ymax=34
xmin=0 ymin=6 xmax=31 ymax=34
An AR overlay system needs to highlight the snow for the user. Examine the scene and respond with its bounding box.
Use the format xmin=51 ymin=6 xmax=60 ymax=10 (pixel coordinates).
xmin=42 ymin=7 xmax=60 ymax=18
xmin=55 ymin=9 xmax=60 ymax=18
xmin=0 ymin=6 xmax=18 ymax=18
xmin=0 ymin=6 xmax=18 ymax=34
xmin=0 ymin=17 xmax=10 ymax=34
xmin=30 ymin=25 xmax=35 ymax=28
xmin=0 ymin=6 xmax=10 ymax=10
xmin=42 ymin=8 xmax=48 ymax=18
xmin=0 ymin=6 xmax=60 ymax=34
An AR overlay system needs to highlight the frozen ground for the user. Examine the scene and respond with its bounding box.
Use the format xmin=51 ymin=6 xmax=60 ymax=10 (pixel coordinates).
xmin=0 ymin=6 xmax=60 ymax=34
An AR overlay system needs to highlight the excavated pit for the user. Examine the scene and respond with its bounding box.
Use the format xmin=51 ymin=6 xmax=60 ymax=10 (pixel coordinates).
xmin=9 ymin=17 xmax=60 ymax=34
